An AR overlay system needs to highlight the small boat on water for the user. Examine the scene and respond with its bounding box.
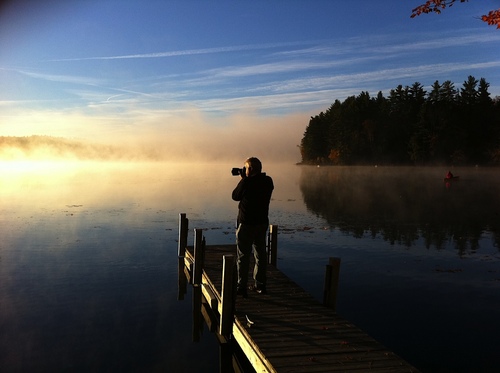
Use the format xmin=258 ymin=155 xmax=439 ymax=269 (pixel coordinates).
xmin=444 ymin=171 xmax=459 ymax=182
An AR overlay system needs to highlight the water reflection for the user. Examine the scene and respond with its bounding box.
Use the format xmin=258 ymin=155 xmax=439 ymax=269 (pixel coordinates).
xmin=2 ymin=161 xmax=499 ymax=372
xmin=0 ymin=161 xmax=225 ymax=372
xmin=299 ymin=166 xmax=500 ymax=254
xmin=177 ymin=256 xmax=253 ymax=373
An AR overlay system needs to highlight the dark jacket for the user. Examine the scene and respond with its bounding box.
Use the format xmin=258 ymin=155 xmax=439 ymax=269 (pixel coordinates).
xmin=232 ymin=172 xmax=274 ymax=225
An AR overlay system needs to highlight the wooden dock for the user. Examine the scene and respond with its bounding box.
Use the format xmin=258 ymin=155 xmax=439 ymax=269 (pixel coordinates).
xmin=177 ymin=213 xmax=420 ymax=373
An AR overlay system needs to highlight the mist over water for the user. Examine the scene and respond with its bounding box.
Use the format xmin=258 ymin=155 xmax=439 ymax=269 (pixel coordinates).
xmin=299 ymin=166 xmax=500 ymax=251
xmin=1 ymin=161 xmax=499 ymax=372
xmin=0 ymin=111 xmax=308 ymax=163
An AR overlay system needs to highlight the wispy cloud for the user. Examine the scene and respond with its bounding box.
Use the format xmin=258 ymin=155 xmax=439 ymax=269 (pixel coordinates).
xmin=10 ymin=68 xmax=103 ymax=86
xmin=197 ymin=54 xmax=393 ymax=79
xmin=47 ymin=41 xmax=312 ymax=62
xmin=277 ymin=32 xmax=500 ymax=58
xmin=59 ymin=60 xmax=500 ymax=115
xmin=7 ymin=68 xmax=164 ymax=103
xmin=147 ymin=31 xmax=500 ymax=91
xmin=260 ymin=61 xmax=500 ymax=94
xmin=47 ymin=32 xmax=498 ymax=66
xmin=365 ymin=33 xmax=500 ymax=54
xmin=4 ymin=29 xmax=499 ymax=119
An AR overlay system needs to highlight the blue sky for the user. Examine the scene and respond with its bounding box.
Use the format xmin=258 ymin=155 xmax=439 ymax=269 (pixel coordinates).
xmin=1 ymin=0 xmax=499 ymax=162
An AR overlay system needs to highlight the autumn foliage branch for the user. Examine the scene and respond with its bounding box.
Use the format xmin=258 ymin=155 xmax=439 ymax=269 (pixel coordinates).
xmin=411 ymin=0 xmax=500 ymax=29
xmin=481 ymin=9 xmax=500 ymax=29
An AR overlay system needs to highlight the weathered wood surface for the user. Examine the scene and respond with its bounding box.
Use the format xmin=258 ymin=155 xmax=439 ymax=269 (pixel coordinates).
xmin=186 ymin=244 xmax=420 ymax=373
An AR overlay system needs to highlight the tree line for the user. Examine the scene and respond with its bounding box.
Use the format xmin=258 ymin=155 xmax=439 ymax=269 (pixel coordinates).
xmin=299 ymin=76 xmax=500 ymax=165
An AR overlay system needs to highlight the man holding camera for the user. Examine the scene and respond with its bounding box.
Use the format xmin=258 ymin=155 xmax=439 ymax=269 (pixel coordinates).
xmin=232 ymin=157 xmax=274 ymax=298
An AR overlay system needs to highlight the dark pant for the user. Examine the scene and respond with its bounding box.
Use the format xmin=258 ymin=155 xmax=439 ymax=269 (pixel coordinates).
xmin=236 ymin=223 xmax=268 ymax=289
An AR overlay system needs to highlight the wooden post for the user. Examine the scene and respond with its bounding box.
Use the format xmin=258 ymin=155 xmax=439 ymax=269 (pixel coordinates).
xmin=193 ymin=229 xmax=204 ymax=286
xmin=268 ymin=224 xmax=278 ymax=267
xmin=192 ymin=285 xmax=202 ymax=342
xmin=219 ymin=254 xmax=235 ymax=337
xmin=178 ymin=213 xmax=189 ymax=257
xmin=177 ymin=256 xmax=187 ymax=301
xmin=323 ymin=257 xmax=341 ymax=311
xmin=219 ymin=343 xmax=233 ymax=373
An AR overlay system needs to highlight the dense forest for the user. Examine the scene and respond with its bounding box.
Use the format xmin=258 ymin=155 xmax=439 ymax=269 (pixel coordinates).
xmin=299 ymin=76 xmax=500 ymax=165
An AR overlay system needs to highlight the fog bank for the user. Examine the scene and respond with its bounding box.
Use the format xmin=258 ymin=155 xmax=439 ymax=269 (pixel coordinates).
xmin=0 ymin=110 xmax=308 ymax=164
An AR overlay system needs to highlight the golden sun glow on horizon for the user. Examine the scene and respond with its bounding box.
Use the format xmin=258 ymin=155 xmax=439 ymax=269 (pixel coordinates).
xmin=0 ymin=108 xmax=309 ymax=163
xmin=0 ymin=160 xmax=239 ymax=221
xmin=0 ymin=160 xmax=73 ymax=173
xmin=0 ymin=160 xmax=98 ymax=199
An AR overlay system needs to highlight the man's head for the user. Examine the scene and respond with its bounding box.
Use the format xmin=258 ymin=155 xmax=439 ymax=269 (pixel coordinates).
xmin=244 ymin=157 xmax=262 ymax=177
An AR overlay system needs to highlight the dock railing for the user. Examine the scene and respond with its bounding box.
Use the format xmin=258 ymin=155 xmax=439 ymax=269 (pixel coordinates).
xmin=177 ymin=213 xmax=341 ymax=339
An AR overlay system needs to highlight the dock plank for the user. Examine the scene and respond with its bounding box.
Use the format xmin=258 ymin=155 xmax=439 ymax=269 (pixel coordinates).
xmin=185 ymin=244 xmax=419 ymax=373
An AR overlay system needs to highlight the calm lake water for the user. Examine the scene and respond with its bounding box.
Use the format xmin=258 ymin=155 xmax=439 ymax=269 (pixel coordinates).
xmin=1 ymin=161 xmax=499 ymax=372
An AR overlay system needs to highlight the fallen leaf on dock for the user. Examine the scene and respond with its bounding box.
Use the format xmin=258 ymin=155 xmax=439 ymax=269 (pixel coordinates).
xmin=246 ymin=315 xmax=254 ymax=328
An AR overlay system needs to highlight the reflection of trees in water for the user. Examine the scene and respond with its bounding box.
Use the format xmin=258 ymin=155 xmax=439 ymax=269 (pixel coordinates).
xmin=299 ymin=166 xmax=500 ymax=254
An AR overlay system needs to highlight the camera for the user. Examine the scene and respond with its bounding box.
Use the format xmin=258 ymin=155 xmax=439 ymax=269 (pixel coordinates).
xmin=231 ymin=167 xmax=246 ymax=176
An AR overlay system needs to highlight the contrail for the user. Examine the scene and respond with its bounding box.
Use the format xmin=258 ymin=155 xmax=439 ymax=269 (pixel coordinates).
xmin=47 ymin=41 xmax=311 ymax=62
xmin=106 ymin=94 xmax=124 ymax=102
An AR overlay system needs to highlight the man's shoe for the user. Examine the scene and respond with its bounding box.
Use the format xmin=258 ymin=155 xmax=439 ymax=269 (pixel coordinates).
xmin=249 ymin=284 xmax=267 ymax=294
